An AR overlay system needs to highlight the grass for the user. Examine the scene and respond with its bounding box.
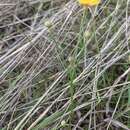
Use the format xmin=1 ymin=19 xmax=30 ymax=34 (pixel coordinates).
xmin=1 ymin=0 xmax=130 ymax=130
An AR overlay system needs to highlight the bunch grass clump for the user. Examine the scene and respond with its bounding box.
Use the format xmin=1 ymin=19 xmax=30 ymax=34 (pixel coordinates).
xmin=0 ymin=0 xmax=130 ymax=130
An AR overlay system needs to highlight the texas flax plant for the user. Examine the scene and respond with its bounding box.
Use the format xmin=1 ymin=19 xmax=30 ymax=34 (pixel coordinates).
xmin=0 ymin=0 xmax=130 ymax=130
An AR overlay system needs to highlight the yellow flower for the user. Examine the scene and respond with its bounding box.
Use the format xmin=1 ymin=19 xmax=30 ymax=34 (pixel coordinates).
xmin=78 ymin=0 xmax=101 ymax=6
